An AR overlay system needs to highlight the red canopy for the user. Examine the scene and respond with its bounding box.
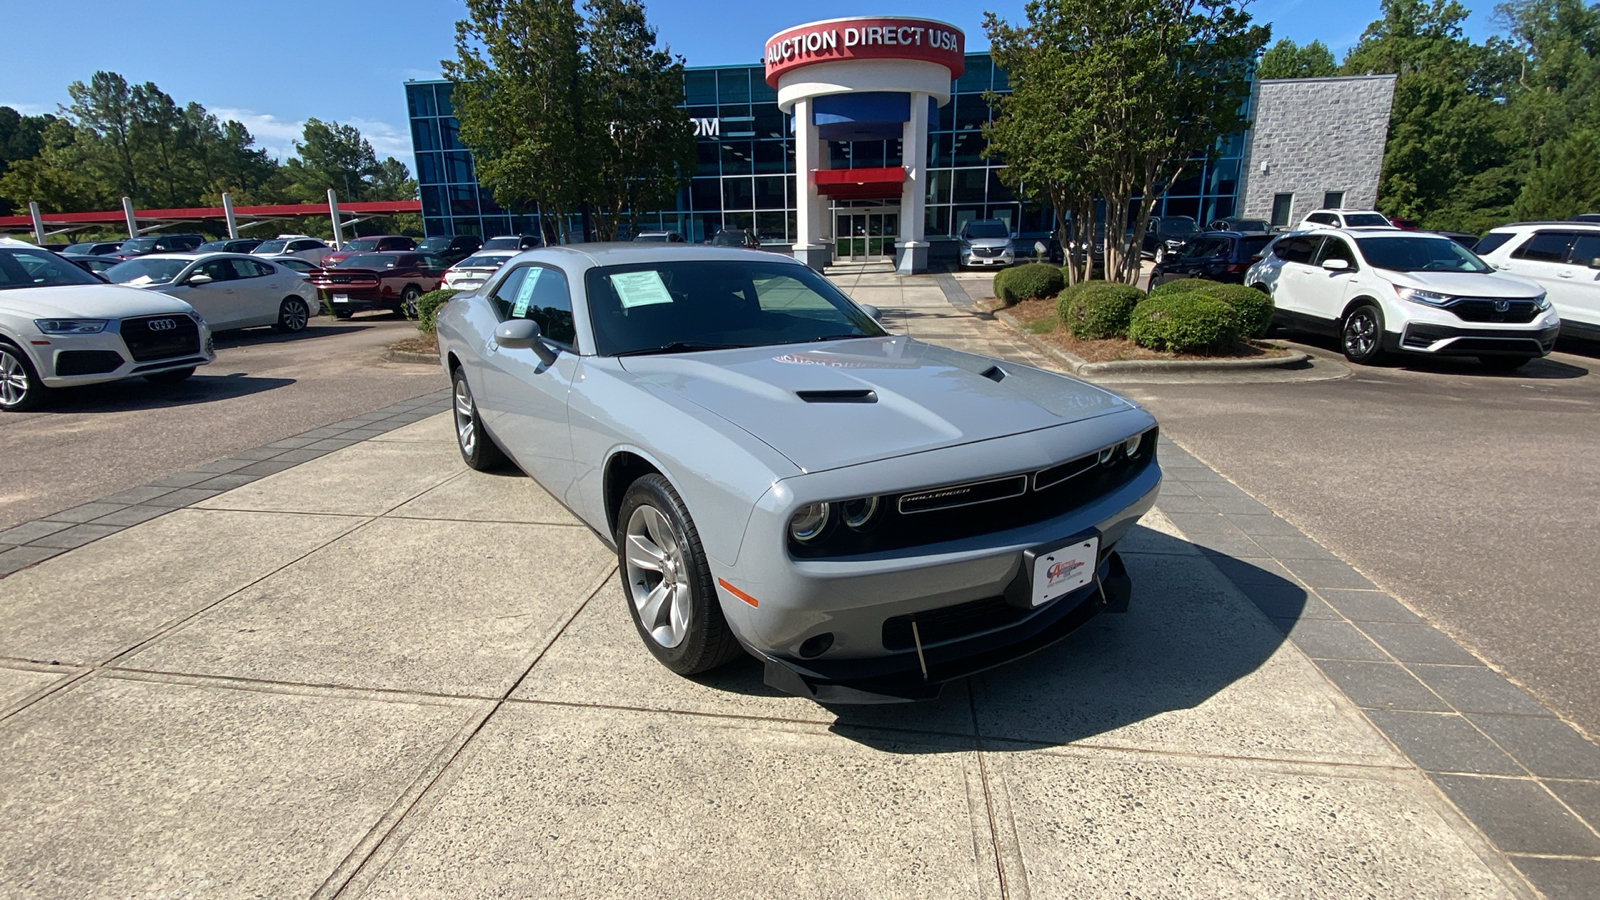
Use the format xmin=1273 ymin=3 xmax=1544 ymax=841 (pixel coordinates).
xmin=812 ymin=167 xmax=906 ymax=200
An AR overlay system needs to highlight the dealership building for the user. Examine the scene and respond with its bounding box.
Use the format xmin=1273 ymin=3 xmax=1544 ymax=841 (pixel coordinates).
xmin=404 ymin=17 xmax=1395 ymax=273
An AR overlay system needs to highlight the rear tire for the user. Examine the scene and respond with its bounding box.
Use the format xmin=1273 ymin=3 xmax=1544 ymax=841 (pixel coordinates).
xmin=0 ymin=343 xmax=50 ymax=412
xmin=1341 ymin=303 xmax=1386 ymax=365
xmin=275 ymin=297 xmax=310 ymax=333
xmin=145 ymin=366 xmax=195 ymax=384
xmin=451 ymin=367 xmax=509 ymax=471
xmin=1480 ymin=355 xmax=1534 ymax=371
xmin=401 ymin=285 xmax=422 ymax=319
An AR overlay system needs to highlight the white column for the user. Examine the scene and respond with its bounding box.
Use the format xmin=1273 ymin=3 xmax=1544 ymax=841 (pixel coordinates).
xmin=327 ymin=189 xmax=344 ymax=249
xmin=897 ymin=91 xmax=931 ymax=274
xmin=28 ymin=202 xmax=47 ymax=247
xmin=122 ymin=197 xmax=139 ymax=238
xmin=790 ymin=98 xmax=830 ymax=270
xmin=222 ymin=192 xmax=239 ymax=238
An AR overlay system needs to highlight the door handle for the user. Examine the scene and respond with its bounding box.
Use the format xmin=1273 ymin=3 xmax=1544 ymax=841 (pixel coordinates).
xmin=1557 ymin=271 xmax=1574 ymax=278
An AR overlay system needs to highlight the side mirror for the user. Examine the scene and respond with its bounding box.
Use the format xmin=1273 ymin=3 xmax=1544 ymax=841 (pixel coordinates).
xmin=1588 ymin=257 xmax=1600 ymax=270
xmin=185 ymin=273 xmax=214 ymax=285
xmin=1321 ymin=259 xmax=1350 ymax=272
xmin=495 ymin=318 xmax=558 ymax=366
xmin=858 ymin=303 xmax=881 ymax=321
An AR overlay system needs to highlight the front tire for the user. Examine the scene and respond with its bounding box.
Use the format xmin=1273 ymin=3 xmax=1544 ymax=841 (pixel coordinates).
xmin=275 ymin=297 xmax=310 ymax=333
xmin=0 ymin=343 xmax=49 ymax=412
xmin=451 ymin=367 xmax=508 ymax=471
xmin=145 ymin=366 xmax=195 ymax=384
xmin=616 ymin=473 xmax=742 ymax=676
xmin=1341 ymin=303 xmax=1386 ymax=365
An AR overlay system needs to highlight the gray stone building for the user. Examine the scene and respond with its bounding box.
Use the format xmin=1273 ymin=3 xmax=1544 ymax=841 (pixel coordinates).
xmin=1238 ymin=75 xmax=1397 ymax=227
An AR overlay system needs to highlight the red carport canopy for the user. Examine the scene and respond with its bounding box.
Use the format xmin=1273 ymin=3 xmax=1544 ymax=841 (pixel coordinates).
xmin=0 ymin=200 xmax=421 ymax=230
xmin=812 ymin=167 xmax=906 ymax=200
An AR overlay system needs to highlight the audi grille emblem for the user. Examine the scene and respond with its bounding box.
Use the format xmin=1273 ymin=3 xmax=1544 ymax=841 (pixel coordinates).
xmin=1494 ymin=299 xmax=1510 ymax=312
xmin=148 ymin=319 xmax=177 ymax=331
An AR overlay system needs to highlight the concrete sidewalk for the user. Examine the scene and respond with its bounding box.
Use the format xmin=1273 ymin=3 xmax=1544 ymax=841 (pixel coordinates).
xmin=0 ymin=411 xmax=1533 ymax=897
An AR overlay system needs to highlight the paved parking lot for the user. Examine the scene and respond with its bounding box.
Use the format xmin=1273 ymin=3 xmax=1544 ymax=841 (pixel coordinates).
xmin=1 ymin=268 xmax=1597 ymax=898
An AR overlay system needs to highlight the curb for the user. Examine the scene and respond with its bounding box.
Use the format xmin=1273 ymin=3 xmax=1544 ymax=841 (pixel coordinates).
xmin=993 ymin=308 xmax=1311 ymax=375
xmin=385 ymin=346 xmax=440 ymax=366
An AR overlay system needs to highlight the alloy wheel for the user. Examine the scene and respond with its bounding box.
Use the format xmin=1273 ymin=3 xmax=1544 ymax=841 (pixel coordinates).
xmin=623 ymin=505 xmax=692 ymax=649
xmin=1343 ymin=309 xmax=1378 ymax=359
xmin=280 ymin=298 xmax=308 ymax=332
xmin=0 ymin=348 xmax=30 ymax=408
xmin=453 ymin=377 xmax=477 ymax=457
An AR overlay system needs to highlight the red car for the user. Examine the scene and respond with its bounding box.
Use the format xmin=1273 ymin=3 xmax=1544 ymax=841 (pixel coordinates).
xmin=320 ymin=235 xmax=417 ymax=269
xmin=310 ymin=252 xmax=448 ymax=318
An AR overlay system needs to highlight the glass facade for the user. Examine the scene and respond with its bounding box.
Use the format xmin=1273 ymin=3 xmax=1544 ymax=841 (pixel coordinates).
xmin=404 ymin=53 xmax=1248 ymax=245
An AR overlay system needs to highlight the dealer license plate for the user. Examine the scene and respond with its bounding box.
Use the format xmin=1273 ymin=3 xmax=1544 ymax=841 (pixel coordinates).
xmin=333 ymin=294 xmax=349 ymax=303
xmin=1031 ymin=537 xmax=1099 ymax=607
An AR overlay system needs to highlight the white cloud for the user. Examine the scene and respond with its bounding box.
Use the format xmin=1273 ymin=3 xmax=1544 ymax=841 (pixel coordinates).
xmin=0 ymin=101 xmax=55 ymax=117
xmin=210 ymin=108 xmax=413 ymax=163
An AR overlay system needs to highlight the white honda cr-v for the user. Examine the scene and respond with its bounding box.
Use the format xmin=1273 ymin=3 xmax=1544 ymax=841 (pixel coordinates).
xmin=1247 ymin=229 xmax=1558 ymax=369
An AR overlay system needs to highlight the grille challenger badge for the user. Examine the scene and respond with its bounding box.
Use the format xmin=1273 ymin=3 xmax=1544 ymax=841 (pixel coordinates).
xmin=899 ymin=475 xmax=1029 ymax=514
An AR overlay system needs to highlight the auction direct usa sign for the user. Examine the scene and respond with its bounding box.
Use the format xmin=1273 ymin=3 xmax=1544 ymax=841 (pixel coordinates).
xmin=763 ymin=17 xmax=966 ymax=87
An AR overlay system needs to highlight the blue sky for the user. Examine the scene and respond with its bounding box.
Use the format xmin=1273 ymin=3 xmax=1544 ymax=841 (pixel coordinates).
xmin=2 ymin=0 xmax=1507 ymax=166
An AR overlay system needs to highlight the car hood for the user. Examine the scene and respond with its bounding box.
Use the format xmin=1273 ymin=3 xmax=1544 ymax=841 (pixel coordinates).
xmin=619 ymin=336 xmax=1135 ymax=472
xmin=0 ymin=284 xmax=196 ymax=319
xmin=1380 ymin=270 xmax=1545 ymax=297
xmin=963 ymin=237 xmax=1012 ymax=249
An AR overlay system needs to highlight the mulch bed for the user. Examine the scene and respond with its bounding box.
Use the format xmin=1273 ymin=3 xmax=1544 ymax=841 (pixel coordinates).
xmin=391 ymin=335 xmax=438 ymax=356
xmin=999 ymin=297 xmax=1292 ymax=363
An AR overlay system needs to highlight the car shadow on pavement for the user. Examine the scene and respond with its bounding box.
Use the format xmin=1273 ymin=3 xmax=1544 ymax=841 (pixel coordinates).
xmin=691 ymin=526 xmax=1305 ymax=752
xmin=210 ymin=324 xmax=372 ymax=349
xmin=1276 ymin=330 xmax=1590 ymax=379
xmin=32 ymin=373 xmax=295 ymax=413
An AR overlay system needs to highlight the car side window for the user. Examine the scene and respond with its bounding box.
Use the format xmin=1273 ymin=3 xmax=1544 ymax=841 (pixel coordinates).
xmin=196 ymin=259 xmax=235 ymax=282
xmin=1563 ymin=234 xmax=1600 ymax=267
xmin=1512 ymin=231 xmax=1577 ymax=262
xmin=1274 ymin=236 xmax=1320 ymax=264
xmin=1308 ymin=214 xmax=1335 ymax=226
xmin=1473 ymin=233 xmax=1515 ymax=256
xmin=490 ymin=264 xmax=577 ymax=348
xmin=422 ymin=255 xmax=449 ymax=270
xmin=289 ymin=240 xmax=320 ymax=252
xmin=1314 ymin=237 xmax=1358 ymax=270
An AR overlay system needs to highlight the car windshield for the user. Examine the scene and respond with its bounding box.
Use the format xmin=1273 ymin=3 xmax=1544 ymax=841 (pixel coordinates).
xmin=455 ymin=254 xmax=510 ymax=269
xmin=336 ymin=253 xmax=399 ymax=269
xmin=104 ymin=257 xmax=190 ymax=285
xmin=633 ymin=233 xmax=669 ymax=242
xmin=254 ymin=240 xmax=289 ymax=254
xmin=482 ymin=238 xmax=523 ymax=250
xmin=0 ymin=247 xmax=103 ymax=290
xmin=417 ymin=237 xmax=452 ymax=251
xmin=119 ymin=237 xmax=158 ymax=253
xmin=585 ymin=259 xmax=886 ymax=356
xmin=1356 ymin=236 xmax=1493 ymax=273
xmin=1160 ymin=217 xmax=1199 ymax=234
xmin=342 ymin=238 xmax=384 ymax=252
xmin=710 ymin=231 xmax=746 ymax=245
xmin=964 ymin=221 xmax=1009 ymax=239
xmin=1345 ymin=213 xmax=1391 ymax=227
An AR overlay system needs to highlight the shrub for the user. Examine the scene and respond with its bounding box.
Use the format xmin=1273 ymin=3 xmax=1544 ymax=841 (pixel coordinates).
xmin=1002 ymin=262 xmax=1066 ymax=303
xmin=1143 ymin=278 xmax=1274 ymax=338
xmin=1056 ymin=281 xmax=1146 ymax=340
xmin=992 ymin=268 xmax=1014 ymax=304
xmin=413 ymin=289 xmax=461 ymax=335
xmin=1127 ymin=294 xmax=1240 ymax=353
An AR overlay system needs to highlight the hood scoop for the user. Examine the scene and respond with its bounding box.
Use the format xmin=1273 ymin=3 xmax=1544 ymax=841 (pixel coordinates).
xmin=796 ymin=389 xmax=878 ymax=404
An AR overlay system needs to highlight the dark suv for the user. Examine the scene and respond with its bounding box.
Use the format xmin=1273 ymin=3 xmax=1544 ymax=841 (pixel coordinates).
xmin=1150 ymin=231 xmax=1277 ymax=286
xmin=482 ymin=235 xmax=544 ymax=251
xmin=113 ymin=233 xmax=204 ymax=259
xmin=417 ymin=234 xmax=483 ymax=266
xmin=709 ymin=229 xmax=759 ymax=249
xmin=1139 ymin=216 xmax=1200 ymax=262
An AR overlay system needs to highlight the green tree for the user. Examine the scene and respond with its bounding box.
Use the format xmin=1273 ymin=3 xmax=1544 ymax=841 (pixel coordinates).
xmin=446 ymin=0 xmax=587 ymax=243
xmin=986 ymin=0 xmax=1269 ymax=284
xmin=581 ymin=0 xmax=694 ymax=241
xmin=0 ymin=107 xmax=58 ymax=215
xmin=1256 ymin=39 xmax=1339 ymax=78
xmin=1514 ymin=128 xmax=1600 ymax=219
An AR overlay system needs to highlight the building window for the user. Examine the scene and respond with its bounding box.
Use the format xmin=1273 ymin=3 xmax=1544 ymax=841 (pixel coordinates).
xmin=1322 ymin=191 xmax=1345 ymax=209
xmin=1271 ymin=193 xmax=1294 ymax=227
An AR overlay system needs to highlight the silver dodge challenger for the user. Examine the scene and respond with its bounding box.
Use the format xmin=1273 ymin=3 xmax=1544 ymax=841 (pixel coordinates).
xmin=437 ymin=244 xmax=1161 ymax=702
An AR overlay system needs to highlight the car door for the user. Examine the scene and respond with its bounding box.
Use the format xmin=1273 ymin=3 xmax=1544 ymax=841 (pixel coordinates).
xmin=1550 ymin=232 xmax=1600 ymax=329
xmin=176 ymin=258 xmax=241 ymax=329
xmin=1496 ymin=230 xmax=1576 ymax=300
xmin=474 ymin=263 xmax=582 ymax=495
xmin=1265 ymin=235 xmax=1325 ymax=322
xmin=228 ymin=258 xmax=284 ymax=327
xmin=1306 ymin=235 xmax=1361 ymax=320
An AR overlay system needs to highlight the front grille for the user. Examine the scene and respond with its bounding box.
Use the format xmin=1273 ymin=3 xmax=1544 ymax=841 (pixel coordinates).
xmin=1404 ymin=324 xmax=1558 ymax=353
xmin=789 ymin=428 xmax=1158 ymax=559
xmin=120 ymin=315 xmax=200 ymax=362
xmin=883 ymin=596 xmax=1027 ymax=651
xmin=54 ymin=349 xmax=124 ymax=376
xmin=1446 ymin=298 xmax=1540 ymax=324
xmin=973 ymin=247 xmax=998 ymax=257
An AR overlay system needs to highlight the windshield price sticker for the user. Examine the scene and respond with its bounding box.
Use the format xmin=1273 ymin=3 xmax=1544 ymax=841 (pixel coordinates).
xmin=613 ymin=271 xmax=675 ymax=309
xmin=511 ymin=267 xmax=542 ymax=318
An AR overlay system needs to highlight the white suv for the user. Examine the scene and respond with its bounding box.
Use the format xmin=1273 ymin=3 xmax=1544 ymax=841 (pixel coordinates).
xmin=1298 ymin=209 xmax=1396 ymax=231
xmin=251 ymin=234 xmax=332 ymax=265
xmin=1471 ymin=222 xmax=1600 ymax=341
xmin=1247 ymin=229 xmax=1558 ymax=368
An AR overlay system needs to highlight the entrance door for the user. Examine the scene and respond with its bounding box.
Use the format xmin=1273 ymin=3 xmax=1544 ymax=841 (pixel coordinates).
xmin=834 ymin=209 xmax=899 ymax=260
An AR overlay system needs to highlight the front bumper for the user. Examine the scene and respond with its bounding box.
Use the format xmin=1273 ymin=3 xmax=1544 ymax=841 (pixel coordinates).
xmin=325 ymin=289 xmax=396 ymax=313
xmin=34 ymin=316 xmax=215 ymax=387
xmin=961 ymin=248 xmax=1015 ymax=267
xmin=1385 ymin=322 xmax=1560 ymax=357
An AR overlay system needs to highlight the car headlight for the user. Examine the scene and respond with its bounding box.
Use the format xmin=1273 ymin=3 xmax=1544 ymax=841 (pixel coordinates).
xmin=1535 ymin=292 xmax=1550 ymax=310
xmin=789 ymin=503 xmax=831 ymax=542
xmin=34 ymin=318 xmax=108 ymax=334
xmin=1397 ymin=287 xmax=1453 ymax=307
xmin=840 ymin=496 xmax=881 ymax=530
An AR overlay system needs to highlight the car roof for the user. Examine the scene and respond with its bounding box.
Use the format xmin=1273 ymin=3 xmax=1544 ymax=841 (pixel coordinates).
xmin=1488 ymin=221 xmax=1600 ymax=231
xmin=509 ymin=243 xmax=804 ymax=268
xmin=127 ymin=251 xmax=268 ymax=262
